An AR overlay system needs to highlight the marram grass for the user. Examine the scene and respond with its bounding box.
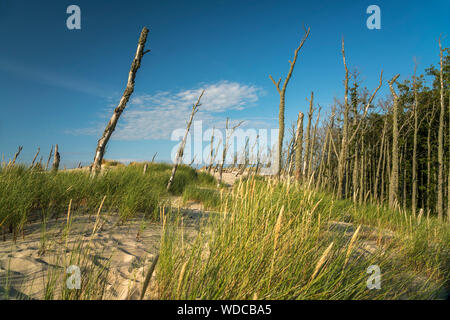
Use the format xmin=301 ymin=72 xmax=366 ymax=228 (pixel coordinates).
xmin=157 ymin=177 xmax=449 ymax=300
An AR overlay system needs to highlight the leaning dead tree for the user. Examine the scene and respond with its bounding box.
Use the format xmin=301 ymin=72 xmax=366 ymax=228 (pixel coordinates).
xmin=167 ymin=90 xmax=205 ymax=191
xmin=45 ymin=145 xmax=53 ymax=170
xmin=270 ymin=26 xmax=310 ymax=178
xmin=11 ymin=146 xmax=23 ymax=166
xmin=91 ymin=27 xmax=150 ymax=175
xmin=30 ymin=147 xmax=40 ymax=168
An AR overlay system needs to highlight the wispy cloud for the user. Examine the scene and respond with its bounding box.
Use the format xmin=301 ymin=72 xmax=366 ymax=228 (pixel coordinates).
xmin=0 ymin=57 xmax=110 ymax=98
xmin=69 ymin=81 xmax=271 ymax=140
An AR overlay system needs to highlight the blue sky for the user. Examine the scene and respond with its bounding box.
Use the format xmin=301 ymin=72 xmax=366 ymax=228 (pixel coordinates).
xmin=0 ymin=0 xmax=448 ymax=167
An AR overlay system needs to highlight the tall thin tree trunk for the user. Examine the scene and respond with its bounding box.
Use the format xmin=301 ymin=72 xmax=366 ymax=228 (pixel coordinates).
xmin=52 ymin=144 xmax=60 ymax=172
xmin=448 ymin=93 xmax=450 ymax=221
xmin=45 ymin=145 xmax=53 ymax=171
xmin=295 ymin=111 xmax=304 ymax=182
xmin=167 ymin=91 xmax=204 ymax=191
xmin=437 ymin=39 xmax=445 ymax=220
xmin=304 ymin=93 xmax=314 ymax=179
xmin=270 ymin=27 xmax=310 ymax=178
xmin=308 ymin=106 xmax=321 ymax=184
xmin=427 ymin=102 xmax=437 ymax=211
xmin=337 ymin=39 xmax=350 ymax=198
xmin=374 ymin=118 xmax=388 ymax=201
xmin=30 ymin=147 xmax=40 ymax=168
xmin=412 ymin=65 xmax=419 ymax=216
xmin=91 ymin=27 xmax=150 ymax=175
xmin=388 ymin=74 xmax=400 ymax=208
xmin=11 ymin=146 xmax=23 ymax=166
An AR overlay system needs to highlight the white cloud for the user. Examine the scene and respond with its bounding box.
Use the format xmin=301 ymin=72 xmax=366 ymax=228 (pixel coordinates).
xmin=70 ymin=81 xmax=269 ymax=140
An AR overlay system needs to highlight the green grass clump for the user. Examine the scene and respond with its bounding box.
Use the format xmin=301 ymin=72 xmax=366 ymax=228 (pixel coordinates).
xmin=182 ymin=185 xmax=221 ymax=210
xmin=0 ymin=163 xmax=216 ymax=234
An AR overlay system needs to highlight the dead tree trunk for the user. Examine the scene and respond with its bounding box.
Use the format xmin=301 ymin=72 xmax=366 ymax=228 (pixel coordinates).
xmin=374 ymin=117 xmax=388 ymax=201
xmin=91 ymin=27 xmax=150 ymax=175
xmin=388 ymin=74 xmax=400 ymax=209
xmin=295 ymin=111 xmax=304 ymax=181
xmin=218 ymin=119 xmax=243 ymax=185
xmin=269 ymin=27 xmax=310 ymax=178
xmin=337 ymin=39 xmax=350 ymax=198
xmin=448 ymin=93 xmax=450 ymax=221
xmin=52 ymin=144 xmax=60 ymax=172
xmin=303 ymin=93 xmax=314 ymax=180
xmin=45 ymin=145 xmax=53 ymax=171
xmin=167 ymin=90 xmax=204 ymax=191
xmin=308 ymin=106 xmax=321 ymax=184
xmin=426 ymin=102 xmax=437 ymax=211
xmin=337 ymin=39 xmax=383 ymax=199
xmin=30 ymin=147 xmax=40 ymax=168
xmin=11 ymin=146 xmax=23 ymax=166
xmin=437 ymin=39 xmax=445 ymax=220
xmin=207 ymin=128 xmax=215 ymax=174
xmin=411 ymin=64 xmax=419 ymax=216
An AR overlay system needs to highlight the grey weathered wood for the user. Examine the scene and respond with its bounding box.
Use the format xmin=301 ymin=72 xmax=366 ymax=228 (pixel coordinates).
xmin=167 ymin=90 xmax=204 ymax=191
xmin=45 ymin=145 xmax=53 ymax=171
xmin=52 ymin=144 xmax=60 ymax=172
xmin=11 ymin=146 xmax=23 ymax=166
xmin=388 ymin=74 xmax=400 ymax=208
xmin=30 ymin=147 xmax=40 ymax=168
xmin=91 ymin=27 xmax=150 ymax=175
xmin=270 ymin=27 xmax=310 ymax=178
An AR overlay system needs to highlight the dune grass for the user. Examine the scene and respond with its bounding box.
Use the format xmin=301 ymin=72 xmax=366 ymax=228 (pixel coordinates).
xmin=157 ymin=177 xmax=449 ymax=300
xmin=0 ymin=163 xmax=216 ymax=237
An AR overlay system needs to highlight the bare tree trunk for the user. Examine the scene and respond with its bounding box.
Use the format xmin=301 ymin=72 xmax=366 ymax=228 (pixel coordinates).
xmin=427 ymin=102 xmax=437 ymax=211
xmin=167 ymin=90 xmax=204 ymax=191
xmin=411 ymin=65 xmax=419 ymax=216
xmin=437 ymin=39 xmax=445 ymax=220
xmin=270 ymin=27 xmax=310 ymax=178
xmin=337 ymin=39 xmax=383 ymax=199
xmin=448 ymin=93 xmax=450 ymax=221
xmin=218 ymin=119 xmax=243 ymax=185
xmin=388 ymin=74 xmax=400 ymax=208
xmin=295 ymin=112 xmax=304 ymax=182
xmin=308 ymin=106 xmax=320 ymax=184
xmin=30 ymin=147 xmax=40 ymax=168
xmin=303 ymin=92 xmax=314 ymax=179
xmin=374 ymin=117 xmax=388 ymax=202
xmin=11 ymin=146 xmax=23 ymax=166
xmin=207 ymin=128 xmax=215 ymax=174
xmin=91 ymin=27 xmax=150 ymax=175
xmin=52 ymin=144 xmax=60 ymax=172
xmin=45 ymin=145 xmax=53 ymax=171
xmin=337 ymin=39 xmax=350 ymax=198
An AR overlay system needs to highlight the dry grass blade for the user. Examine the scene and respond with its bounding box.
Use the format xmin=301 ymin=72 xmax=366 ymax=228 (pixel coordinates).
xmin=140 ymin=254 xmax=160 ymax=300
xmin=310 ymin=242 xmax=334 ymax=282
xmin=344 ymin=225 xmax=361 ymax=267
xmin=92 ymin=195 xmax=107 ymax=235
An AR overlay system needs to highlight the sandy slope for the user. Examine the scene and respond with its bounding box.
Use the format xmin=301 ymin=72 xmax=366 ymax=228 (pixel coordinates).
xmin=0 ymin=202 xmax=206 ymax=300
